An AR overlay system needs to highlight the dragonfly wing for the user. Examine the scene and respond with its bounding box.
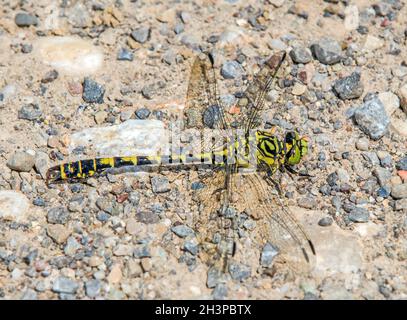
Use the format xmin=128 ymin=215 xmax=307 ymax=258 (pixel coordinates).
xmin=231 ymin=51 xmax=287 ymax=133
xmin=184 ymin=53 xmax=229 ymax=131
xmin=236 ymin=172 xmax=315 ymax=271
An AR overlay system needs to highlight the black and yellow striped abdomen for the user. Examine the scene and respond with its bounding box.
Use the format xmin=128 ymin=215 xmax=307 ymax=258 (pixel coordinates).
xmin=47 ymin=151 xmax=232 ymax=183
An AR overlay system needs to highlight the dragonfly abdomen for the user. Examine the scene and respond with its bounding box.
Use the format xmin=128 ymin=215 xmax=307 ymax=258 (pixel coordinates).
xmin=46 ymin=151 xmax=230 ymax=184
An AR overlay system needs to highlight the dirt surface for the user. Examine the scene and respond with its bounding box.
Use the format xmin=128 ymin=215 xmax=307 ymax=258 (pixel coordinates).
xmin=0 ymin=0 xmax=406 ymax=300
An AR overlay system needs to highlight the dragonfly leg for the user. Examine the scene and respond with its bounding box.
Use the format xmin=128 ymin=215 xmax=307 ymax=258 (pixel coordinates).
xmin=266 ymin=167 xmax=283 ymax=196
xmin=285 ymin=165 xmax=314 ymax=178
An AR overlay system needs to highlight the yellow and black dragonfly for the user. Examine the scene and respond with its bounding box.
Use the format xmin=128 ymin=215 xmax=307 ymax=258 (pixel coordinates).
xmin=47 ymin=51 xmax=315 ymax=276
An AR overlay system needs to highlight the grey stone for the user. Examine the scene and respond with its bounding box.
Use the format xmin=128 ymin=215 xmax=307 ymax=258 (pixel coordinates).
xmin=131 ymin=27 xmax=151 ymax=43
xmin=141 ymin=85 xmax=155 ymax=99
xmin=289 ymin=47 xmax=312 ymax=64
xmin=207 ymin=266 xmax=223 ymax=288
xmin=117 ymin=48 xmax=133 ymax=61
xmin=184 ymin=239 xmax=199 ymax=255
xmin=228 ymin=263 xmax=251 ymax=281
xmin=7 ymin=151 xmax=35 ymax=172
xmin=85 ymin=279 xmax=101 ymax=298
xmin=348 ymin=207 xmax=370 ymax=222
xmin=318 ymin=216 xmax=333 ymax=226
xmin=212 ymin=283 xmax=228 ymax=300
xmin=171 ymin=225 xmax=195 ymax=238
xmin=221 ymin=61 xmax=243 ymax=79
xmin=82 ymin=78 xmax=105 ymax=104
xmin=297 ymin=195 xmax=317 ymax=209
xmin=311 ymin=37 xmax=343 ymax=65
xmin=18 ymin=104 xmax=42 ymax=121
xmin=128 ymin=191 xmax=141 ymax=206
xmin=260 ymin=243 xmax=280 ymax=267
xmin=391 ymin=184 xmax=407 ymax=199
xmin=47 ymin=207 xmax=70 ymax=224
xmin=362 ymin=152 xmax=381 ymax=166
xmin=373 ymin=167 xmax=392 ymax=187
xmin=135 ymin=211 xmax=160 ymax=224
xmin=41 ymin=70 xmax=59 ymax=83
xmin=96 ymin=198 xmax=113 ymax=214
xmin=151 ymin=175 xmax=170 ymax=193
xmin=135 ymin=107 xmax=151 ymax=119
xmin=396 ymin=156 xmax=407 ymax=170
xmin=133 ymin=245 xmax=151 ymax=258
xmin=15 ymin=13 xmax=38 ymax=27
xmin=354 ymin=97 xmax=390 ymax=140
xmin=333 ymin=72 xmax=364 ymax=100
xmin=52 ymin=276 xmax=79 ymax=294
xmin=64 ymin=236 xmax=82 ymax=256
xmin=163 ymin=49 xmax=176 ymax=65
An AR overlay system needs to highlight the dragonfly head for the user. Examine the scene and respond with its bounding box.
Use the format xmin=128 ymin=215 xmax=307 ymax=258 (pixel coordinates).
xmin=284 ymin=131 xmax=308 ymax=165
xmin=46 ymin=165 xmax=62 ymax=185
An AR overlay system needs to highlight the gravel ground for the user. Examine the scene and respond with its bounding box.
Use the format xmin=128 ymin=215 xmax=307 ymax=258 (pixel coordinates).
xmin=0 ymin=0 xmax=406 ymax=300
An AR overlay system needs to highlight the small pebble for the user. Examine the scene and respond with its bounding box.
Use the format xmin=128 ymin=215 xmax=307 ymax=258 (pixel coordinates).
xmin=391 ymin=184 xmax=407 ymax=199
xmin=52 ymin=276 xmax=79 ymax=294
xmin=21 ymin=43 xmax=33 ymax=53
xmin=228 ymin=263 xmax=251 ymax=281
xmin=135 ymin=108 xmax=151 ymax=119
xmin=41 ymin=70 xmax=59 ymax=83
xmin=151 ymin=175 xmax=170 ymax=193
xmin=289 ymin=47 xmax=312 ymax=64
xmin=171 ymin=225 xmax=195 ymax=238
xmin=7 ymin=151 xmax=35 ymax=172
xmin=221 ymin=61 xmax=243 ymax=79
xmin=82 ymin=78 xmax=105 ymax=104
xmin=85 ymin=279 xmax=101 ymax=298
xmin=260 ymin=243 xmax=279 ymax=267
xmin=47 ymin=207 xmax=70 ymax=224
xmin=117 ymin=48 xmax=134 ymax=61
xmin=15 ymin=13 xmax=38 ymax=27
xmin=311 ymin=37 xmax=343 ymax=65
xmin=348 ymin=207 xmax=370 ymax=223
xmin=318 ymin=216 xmax=333 ymax=226
xmin=18 ymin=104 xmax=42 ymax=121
xmin=395 ymin=157 xmax=407 ymax=171
xmin=354 ymin=97 xmax=390 ymax=140
xmin=333 ymin=72 xmax=364 ymax=100
xmin=131 ymin=27 xmax=151 ymax=44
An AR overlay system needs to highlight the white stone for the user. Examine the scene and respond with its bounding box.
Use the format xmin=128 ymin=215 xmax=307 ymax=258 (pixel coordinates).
xmin=292 ymin=83 xmax=307 ymax=96
xmin=35 ymin=37 xmax=103 ymax=76
xmin=344 ymin=5 xmax=359 ymax=31
xmin=68 ymin=119 xmax=169 ymax=157
xmin=363 ymin=35 xmax=384 ymax=51
xmin=0 ymin=191 xmax=30 ymax=222
xmin=0 ymin=84 xmax=17 ymax=101
xmin=378 ymin=91 xmax=400 ymax=116
xmin=292 ymin=207 xmax=364 ymax=277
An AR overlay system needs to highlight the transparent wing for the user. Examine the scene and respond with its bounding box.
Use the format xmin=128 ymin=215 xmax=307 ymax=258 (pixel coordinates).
xmin=233 ymin=172 xmax=315 ymax=271
xmin=184 ymin=53 xmax=229 ymax=131
xmin=232 ymin=51 xmax=287 ymax=134
xmin=192 ymin=170 xmax=315 ymax=273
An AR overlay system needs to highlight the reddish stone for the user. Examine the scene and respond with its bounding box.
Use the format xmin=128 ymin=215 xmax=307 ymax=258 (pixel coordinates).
xmin=116 ymin=193 xmax=129 ymax=203
xmin=397 ymin=170 xmax=407 ymax=182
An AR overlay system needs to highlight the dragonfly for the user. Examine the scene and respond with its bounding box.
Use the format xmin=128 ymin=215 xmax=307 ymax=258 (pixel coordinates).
xmin=46 ymin=50 xmax=315 ymax=277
